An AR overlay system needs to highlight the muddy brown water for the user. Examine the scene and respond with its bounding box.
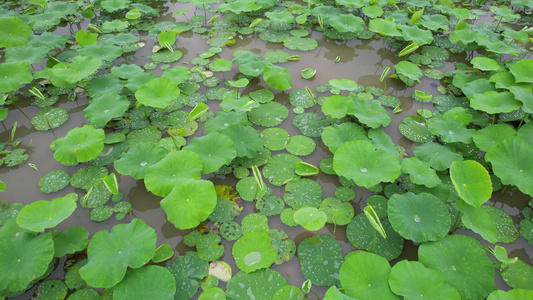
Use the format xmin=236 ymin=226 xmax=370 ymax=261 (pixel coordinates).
xmin=2 ymin=1 xmax=533 ymax=298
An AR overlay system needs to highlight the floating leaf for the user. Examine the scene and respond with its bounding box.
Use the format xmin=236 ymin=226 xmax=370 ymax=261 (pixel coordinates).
xmin=114 ymin=266 xmax=175 ymax=300
xmin=135 ymin=77 xmax=181 ymax=109
xmin=248 ymin=102 xmax=289 ymax=127
xmin=184 ymin=132 xmax=237 ymax=174
xmin=401 ymin=157 xmax=441 ymax=188
xmin=226 ymin=269 xmax=287 ymax=299
xmin=0 ymin=16 xmax=33 ymax=48
xmin=50 ymin=125 xmax=105 ymax=165
xmin=17 ymin=193 xmax=77 ymax=232
xmin=286 ymin=135 xmax=316 ymax=156
xmin=293 ymin=113 xmax=328 ymax=137
xmin=232 ymin=232 xmax=277 ymax=273
xmin=51 ymin=56 xmax=102 ymax=87
xmin=283 ymin=37 xmax=318 ymax=51
xmin=115 ymin=143 xmax=168 ymax=180
xmin=167 ymin=252 xmax=208 ymax=300
xmin=298 ymin=235 xmax=343 ymax=286
xmin=450 ymin=160 xmax=492 ymax=208
xmin=414 ymin=142 xmax=463 ymax=171
xmin=263 ymin=65 xmax=293 ymax=91
xmin=294 ymin=207 xmax=327 ymax=231
xmin=0 ymin=61 xmax=33 ymax=93
xmin=53 ymin=226 xmax=89 ymax=258
xmin=84 ymin=94 xmax=129 ymax=127
xmin=39 ymin=170 xmax=70 ymax=193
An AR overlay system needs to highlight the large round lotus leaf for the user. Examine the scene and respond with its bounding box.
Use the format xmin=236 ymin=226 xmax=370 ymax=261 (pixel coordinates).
xmin=368 ymin=18 xmax=401 ymax=36
xmin=248 ymin=102 xmax=289 ymax=127
xmin=263 ymin=65 xmax=293 ymax=91
xmin=0 ymin=16 xmax=32 ymax=48
xmin=473 ymin=124 xmax=516 ymax=152
xmin=263 ymin=153 xmax=302 ymax=186
xmin=135 ymin=77 xmax=180 ymax=109
xmin=269 ymin=229 xmax=296 ymax=264
xmin=501 ymin=258 xmax=533 ymax=289
xmin=16 ymin=193 xmax=77 ymax=232
xmin=329 ymin=14 xmax=365 ymax=33
xmin=485 ymin=136 xmax=533 ymax=196
xmin=470 ymin=91 xmax=522 ymax=114
xmin=162 ymin=66 xmax=192 ymax=85
xmin=80 ymin=43 xmax=123 ymax=62
xmin=151 ymin=49 xmax=183 ymax=63
xmin=399 ymin=116 xmax=434 ymax=143
xmin=50 ymin=125 xmax=105 ymax=165
xmin=319 ymin=197 xmax=354 ymax=225
xmin=39 ymin=170 xmax=70 ymax=193
xmin=298 ymin=235 xmax=343 ymax=286
xmin=84 ymin=94 xmax=130 ymax=127
xmin=351 ymin=99 xmax=391 ymax=128
xmin=221 ymin=124 xmax=263 ymax=158
xmin=450 ymin=160 xmax=492 ymax=208
xmin=286 ymin=135 xmax=316 ymax=156
xmin=239 ymin=60 xmax=270 ymax=77
xmin=329 ymin=78 xmax=358 ymax=91
xmin=5 ymin=45 xmax=49 ymax=65
xmin=293 ymin=113 xmax=328 ymax=137
xmin=53 ymin=226 xmax=89 ymax=258
xmin=0 ymin=219 xmax=54 ymax=293
xmin=294 ymin=207 xmax=327 ymax=231
xmin=232 ymin=232 xmax=277 ymax=273
xmin=509 ymin=59 xmax=533 ymax=83
xmin=262 ymin=128 xmax=290 ymax=151
xmin=115 ymin=143 xmax=167 ymax=180
xmin=79 ymin=219 xmax=157 ymax=288
xmin=346 ymin=214 xmax=403 ymax=261
xmin=388 ymin=192 xmax=450 ymax=243
xmin=289 ymin=90 xmax=315 ymax=108
xmin=85 ymin=73 xmax=123 ymax=99
xmin=333 ymin=140 xmax=401 ymax=189
xmin=209 ymin=185 xmax=243 ymax=223
xmin=0 ymin=61 xmax=33 ymax=93
xmin=488 ymin=289 xmax=533 ymax=300
xmin=161 ymin=179 xmax=217 ymax=230
xmin=184 ymin=132 xmax=237 ymax=174
xmin=401 ymin=157 xmax=441 ymax=188
xmin=226 ymin=269 xmax=287 ymax=299
xmin=167 ymin=252 xmax=209 ymax=300
xmin=284 ymin=178 xmax=322 ymax=209
xmin=210 ymin=58 xmax=233 ymax=72
xmin=114 ymin=265 xmax=175 ymax=300
xmin=51 ymin=56 xmax=102 ymax=86
xmin=70 ymin=166 xmax=108 ymax=190
xmin=31 ymin=108 xmax=68 ymax=130
xmin=388 ymin=260 xmax=460 ymax=299
xmin=339 ymin=251 xmax=398 ymax=299
xmin=321 ymin=123 xmax=368 ymax=154
xmin=283 ymin=37 xmax=318 ymax=51
xmin=413 ymin=142 xmax=463 ymax=171
xmin=418 ymin=235 xmax=494 ymax=300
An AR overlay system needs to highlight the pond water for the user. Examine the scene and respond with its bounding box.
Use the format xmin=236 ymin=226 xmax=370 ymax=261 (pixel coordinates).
xmin=1 ymin=0 xmax=533 ymax=299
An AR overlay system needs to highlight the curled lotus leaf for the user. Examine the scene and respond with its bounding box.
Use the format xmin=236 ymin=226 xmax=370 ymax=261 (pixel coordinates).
xmin=16 ymin=193 xmax=77 ymax=233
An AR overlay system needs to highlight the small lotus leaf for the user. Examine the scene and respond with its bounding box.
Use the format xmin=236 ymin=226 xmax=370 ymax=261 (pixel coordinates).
xmin=284 ymin=178 xmax=322 ymax=209
xmin=369 ymin=18 xmax=401 ymax=36
xmin=39 ymin=170 xmax=70 ymax=193
xmin=283 ymin=37 xmax=318 ymax=51
xmin=232 ymin=232 xmax=277 ymax=273
xmin=394 ymin=61 xmax=423 ymax=82
xmin=235 ymin=177 xmax=267 ymax=201
xmin=273 ymin=285 xmax=305 ymax=300
xmin=79 ymin=219 xmax=157 ymax=288
xmin=17 ymin=193 xmax=77 ymax=232
xmin=294 ymin=207 xmax=327 ymax=231
xmin=450 ymin=160 xmax=492 ymax=207
xmin=50 ymin=125 xmax=105 ymax=165
xmin=295 ymin=161 xmax=319 ymax=176
xmin=473 ymin=124 xmax=516 ymax=152
xmin=220 ymin=221 xmax=243 ymax=241
xmin=399 ymin=116 xmax=434 ymax=143
xmin=34 ymin=279 xmax=68 ymax=300
xmin=350 ymin=98 xmax=391 ymax=128
xmin=70 ymin=166 xmax=108 ymax=190
xmin=114 ymin=265 xmax=175 ymax=300
xmin=319 ymin=197 xmax=354 ymax=225
xmin=289 ymin=90 xmax=315 ymax=108
xmin=488 ymin=289 xmax=533 ymax=300
xmin=501 ymin=258 xmax=533 ymax=290
xmin=293 ymin=112 xmax=328 ymax=137
xmin=418 ymin=235 xmax=495 ymax=300
xmin=249 ymin=89 xmax=274 ymax=103
xmin=329 ymin=14 xmax=365 ymax=33
xmin=199 ymin=287 xmax=226 ymax=300
xmin=209 ymin=185 xmax=243 ymax=223
xmin=262 ymin=128 xmax=290 ymax=151
xmin=298 ymin=235 xmax=343 ymax=286
xmin=196 ymin=233 xmax=225 ymax=262
xmin=241 ymin=213 xmax=269 ymax=234
xmin=90 ymin=205 xmax=113 ymax=222
xmin=413 ymin=142 xmax=463 ymax=171
xmin=135 ymin=77 xmax=180 ymax=109
xmin=269 ymin=229 xmax=296 ymax=264
xmin=184 ymin=132 xmax=237 ymax=174
xmin=263 ymin=65 xmax=293 ymax=91
xmin=399 ymin=24 xmax=433 ymax=46
xmin=388 ymin=192 xmax=450 ymax=243
xmin=84 ymin=94 xmax=129 ymax=127
xmin=286 ymin=135 xmax=316 ymax=156
xmin=226 ymin=269 xmax=287 ymax=299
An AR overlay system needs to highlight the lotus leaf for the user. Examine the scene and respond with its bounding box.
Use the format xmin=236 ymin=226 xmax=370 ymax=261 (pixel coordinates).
xmin=209 ymin=185 xmax=243 ymax=223
xmin=394 ymin=61 xmax=423 ymax=82
xmin=471 ymin=56 xmax=501 ymax=71
xmin=413 ymin=142 xmax=463 ymax=171
xmin=295 ymin=161 xmax=319 ymax=176
xmin=269 ymin=229 xmax=296 ymax=264
xmin=167 ymin=252 xmax=209 ymax=300
xmin=184 ymin=132 xmax=236 ymax=174
xmin=0 ymin=219 xmax=54 ymax=293
xmin=249 ymin=89 xmax=274 ymax=103
xmin=485 ymin=136 xmax=533 ymax=196
xmin=5 ymin=45 xmax=49 ymax=65
xmin=388 ymin=260 xmax=460 ymax=299
xmin=53 ymin=226 xmax=89 ymax=258
xmin=283 ymin=37 xmax=319 ymax=51
xmin=257 ymin=194 xmax=285 ymax=216
xmin=509 ymin=59 xmax=533 ymax=83
xmin=455 ymin=200 xmax=497 ymax=244
xmin=263 ymin=65 xmax=293 ymax=91
xmin=232 ymin=232 xmax=276 ymax=273
xmin=196 ymin=233 xmax=225 ymax=262
xmin=114 ymin=266 xmax=175 ymax=300
xmin=273 ymin=285 xmax=305 ymax=300
xmin=226 ymin=269 xmax=287 ymax=299
xmin=329 ymin=14 xmax=365 ymax=33
xmin=39 ymin=170 xmax=70 ymax=193
xmin=334 ymin=140 xmax=401 ymax=189
xmin=427 ymin=117 xmax=475 ymax=144
xmin=369 ymin=18 xmax=401 ymax=36
xmin=286 ymin=135 xmax=316 ymax=156
xmin=346 ymin=214 xmax=403 ymax=261
xmin=501 ymin=258 xmax=533 ymax=289
xmin=470 ymin=91 xmax=522 ymax=114
xmin=239 ymin=61 xmax=270 ymax=77
xmin=51 ymin=56 xmax=102 ymax=87
xmin=262 ymin=128 xmax=289 ymax=151
xmin=509 ymin=84 xmax=533 ymax=113
xmin=79 ymin=219 xmax=156 ymax=288
xmin=263 ymin=51 xmax=292 ymax=63
xmin=293 ymin=112 xmax=328 ymax=137
xmin=80 ymin=43 xmax=123 ymax=62
xmin=289 ymin=90 xmax=315 ymax=108
xmin=329 ymin=79 xmax=358 ymax=91
xmin=50 ymin=125 xmax=105 ymax=165
xmin=298 ymin=235 xmax=343 ymax=286
xmin=321 ymin=123 xmax=368 ymax=153
xmin=162 ymin=66 xmax=192 ymax=85
xmin=350 ymin=98 xmax=391 ymax=128
xmin=398 ymin=116 xmax=434 ymax=143
xmin=488 ymin=289 xmax=533 ymax=300
xmin=135 ymin=77 xmax=180 ymax=109
xmin=318 ymin=197 xmax=353 ymax=225
xmin=34 ymin=279 xmax=67 ymax=300
xmin=2 ymin=148 xmax=29 ymax=167
xmin=84 ymin=94 xmax=129 ymax=127
xmin=221 ymin=125 xmax=263 ymax=158
xmin=17 ymin=193 xmax=77 ymax=232
xmin=339 ymin=251 xmax=398 ymax=299
xmin=220 ymin=221 xmax=243 ymax=241
xmin=388 ymin=192 xmax=450 ymax=243
xmin=90 ymin=205 xmax=113 ymax=222
xmin=420 ymin=235 xmax=495 ymax=299
xmin=248 ymin=101 xmax=289 ymax=127
xmin=401 ymin=157 xmax=441 ymax=188
xmin=235 ymin=177 xmax=267 ymax=201
xmin=294 ymin=207 xmax=327 ymax=231
xmin=70 ymin=166 xmax=108 ymax=190
xmin=399 ymin=24 xmax=433 ymax=46
xmin=284 ymin=178 xmax=322 ymax=209
xmin=450 ymin=160 xmax=492 ymax=207
xmin=0 ymin=16 xmax=33 ymax=48
xmin=199 ymin=287 xmax=226 ymax=300
xmin=241 ymin=213 xmax=269 ymax=234
xmin=0 ymin=61 xmax=33 ymax=93
xmin=301 ymin=68 xmax=316 ymax=79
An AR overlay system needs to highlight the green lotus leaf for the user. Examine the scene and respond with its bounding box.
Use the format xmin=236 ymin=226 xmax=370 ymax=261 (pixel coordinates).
xmin=51 ymin=56 xmax=102 ymax=87
xmin=461 ymin=78 xmax=495 ymax=98
xmin=5 ymin=45 xmax=49 ymax=65
xmin=501 ymin=258 xmax=533 ymax=290
xmin=485 ymin=136 xmax=533 ymax=196
xmin=79 ymin=219 xmax=156 ymax=288
xmin=369 ymin=18 xmax=401 ymax=36
xmin=319 ymin=197 xmax=354 ymax=225
xmin=135 ymin=77 xmax=180 ymax=109
xmin=401 ymin=157 xmax=441 ymax=188
xmin=184 ymin=132 xmax=237 ymax=174
xmin=389 ymin=260 xmax=460 ymax=299
xmin=196 ymin=234 xmax=224 ymax=265
xmin=339 ymin=251 xmax=398 ymax=299
xmin=80 ymin=43 xmax=123 ymax=62
xmin=221 ymin=124 xmax=263 ymax=158
xmin=162 ymin=66 xmax=192 ymax=85
xmin=329 ymin=14 xmax=365 ymax=33
xmin=102 ymin=33 xmax=139 ymax=46
xmin=248 ymin=102 xmax=289 ymax=127
xmin=413 ymin=142 xmax=463 ymax=171
xmin=2 ymin=148 xmax=29 ymax=167
xmin=161 ymin=179 xmax=217 ymax=230
xmin=298 ymin=235 xmax=343 ymax=286
xmin=289 ymin=90 xmax=315 ymax=108
xmin=101 ymin=0 xmax=130 ymax=12
xmin=329 ymin=79 xmax=358 ymax=91
xmin=31 ymin=108 xmax=69 ymax=131
xmin=399 ymin=24 xmax=434 ymax=46
xmin=284 ymin=178 xmax=322 ymax=209
xmin=286 ymin=135 xmax=316 ymax=156
xmin=152 ymin=49 xmax=184 ymax=63
xmin=362 ymin=5 xmax=383 ymax=17
xmin=323 ymin=286 xmax=357 ymax=299
xmin=53 ymin=226 xmax=89 ymax=258
xmin=456 ymin=201 xmax=498 ymax=244
xmin=0 ymin=219 xmax=54 ymax=293
xmin=482 ymin=206 xmax=517 ymax=243
xmin=70 ymin=166 xmax=107 ymax=192
xmin=262 ymin=128 xmax=290 ymax=151
xmin=209 ymin=185 xmax=244 ymax=223
xmin=249 ymin=89 xmax=274 ymax=103
xmin=199 ymin=287 xmax=226 ymax=300
xmin=293 ymin=112 xmax=328 ymax=137
xmin=226 ymin=269 xmax=287 ymax=299
xmin=399 ymin=116 xmax=435 ymax=143
xmin=509 ymin=59 xmax=533 ymax=83
xmin=220 ymin=221 xmax=243 ymax=241
xmin=509 ymin=83 xmax=533 ymax=113
xmin=321 ymin=123 xmax=368 ymax=154
xmin=394 ymin=61 xmax=423 ymax=82
xmin=34 ymin=279 xmax=67 ymax=300
xmin=388 ymin=192 xmax=450 ymax=243
xmin=114 ymin=265 xmax=175 ymax=300
xmin=0 ymin=16 xmax=33 ymax=48
xmin=16 ymin=193 xmax=77 ymax=232
xmin=263 ymin=65 xmax=293 ymax=91
xmin=236 ymin=177 xmax=267 ymax=201
xmin=84 ymin=94 xmax=129 ymax=127
xmin=39 ymin=170 xmax=70 ymax=193
xmin=166 ymin=252 xmax=209 ymax=300
xmin=232 ymin=232 xmax=276 ymax=273
xmin=294 ymin=207 xmax=327 ymax=231
xmin=427 ymin=117 xmax=475 ymax=144
xmin=256 ymin=194 xmax=285 ymax=216
xmin=273 ymin=285 xmax=305 ymax=300
xmin=239 ymin=61 xmax=270 ymax=77
xmin=266 ymin=10 xmax=295 ymax=24
xmin=450 ymin=160 xmax=492 ymax=207
xmin=0 ymin=61 xmax=33 ymax=93
xmin=268 ymin=229 xmax=295 ymax=264
xmin=263 ymin=50 xmax=292 ymax=63
xmin=50 ymin=125 xmax=105 ymax=165
xmin=210 ymin=58 xmax=233 ymax=72
xmin=488 ymin=289 xmax=533 ymax=300
xmin=220 ymin=94 xmax=259 ymax=112
xmin=418 ymin=235 xmax=495 ymax=300
xmin=283 ymin=37 xmax=318 ymax=51
xmin=470 ymin=91 xmax=522 ymax=114
xmin=301 ymin=68 xmax=317 ymax=79
xmin=350 ymin=98 xmax=391 ymax=128
xmin=85 ymin=73 xmax=123 ymax=99
xmin=334 ymin=140 xmax=401 ymax=189
xmin=346 ymin=214 xmax=403 ymax=261
xmin=473 ymin=124 xmax=516 ymax=152
xmin=295 ymin=161 xmax=319 ymax=177
xmin=471 ymin=56 xmax=501 ymax=71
